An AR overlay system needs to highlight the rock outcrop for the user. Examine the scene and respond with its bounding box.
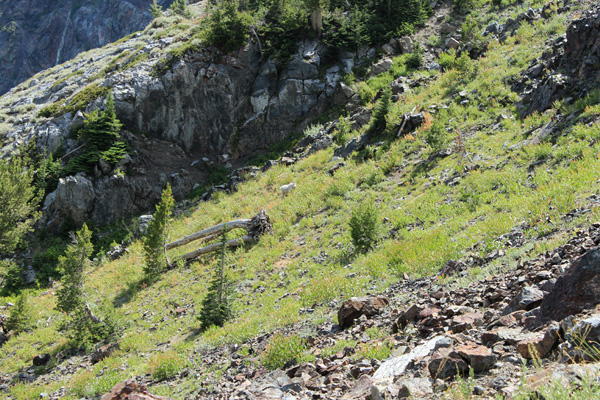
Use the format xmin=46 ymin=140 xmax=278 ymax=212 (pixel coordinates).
xmin=516 ymin=4 xmax=600 ymax=114
xmin=540 ymin=248 xmax=600 ymax=322
xmin=111 ymin=39 xmax=340 ymax=156
xmin=1 ymin=4 xmax=365 ymax=230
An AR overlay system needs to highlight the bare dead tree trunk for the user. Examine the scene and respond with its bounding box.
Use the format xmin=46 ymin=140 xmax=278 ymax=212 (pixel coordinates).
xmin=311 ymin=8 xmax=323 ymax=36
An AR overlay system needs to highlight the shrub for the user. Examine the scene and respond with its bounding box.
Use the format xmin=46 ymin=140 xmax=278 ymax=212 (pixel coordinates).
xmin=261 ymin=333 xmax=306 ymax=370
xmin=143 ymin=184 xmax=174 ymax=279
xmin=453 ymin=0 xmax=476 ymax=12
xmin=422 ymin=118 xmax=449 ymax=152
xmin=148 ymin=351 xmax=187 ymax=381
xmin=438 ymin=49 xmax=457 ymax=71
xmin=405 ymin=43 xmax=424 ymax=69
xmin=1 ymin=260 xmax=23 ymax=294
xmin=258 ymin=0 xmax=308 ymax=61
xmin=323 ymin=0 xmax=431 ymax=50
xmin=349 ymin=199 xmax=380 ymax=253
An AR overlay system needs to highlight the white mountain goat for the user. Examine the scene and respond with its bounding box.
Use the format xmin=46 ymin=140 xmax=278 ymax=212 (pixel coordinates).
xmin=280 ymin=182 xmax=297 ymax=196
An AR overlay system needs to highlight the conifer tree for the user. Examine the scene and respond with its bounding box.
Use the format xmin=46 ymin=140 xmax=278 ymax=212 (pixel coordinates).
xmin=150 ymin=0 xmax=163 ymax=18
xmin=143 ymin=184 xmax=174 ymax=278
xmin=65 ymin=92 xmax=127 ymax=175
xmin=199 ymin=226 xmax=234 ymax=331
xmin=371 ymin=87 xmax=391 ymax=131
xmin=0 ymin=157 xmax=40 ymax=254
xmin=170 ymin=0 xmax=191 ymax=17
xmin=55 ymin=224 xmax=115 ymax=346
xmin=6 ymin=291 xmax=33 ymax=334
xmin=56 ymin=224 xmax=93 ymax=315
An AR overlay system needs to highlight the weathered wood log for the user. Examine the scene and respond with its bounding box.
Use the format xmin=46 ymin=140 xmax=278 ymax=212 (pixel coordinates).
xmin=179 ymin=235 xmax=253 ymax=260
xmin=174 ymin=210 xmax=273 ymax=261
xmin=166 ymin=219 xmax=251 ymax=250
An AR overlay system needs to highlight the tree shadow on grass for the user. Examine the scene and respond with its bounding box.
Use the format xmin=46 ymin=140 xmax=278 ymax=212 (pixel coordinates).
xmin=409 ymin=154 xmax=441 ymax=178
xmin=112 ymin=277 xmax=148 ymax=308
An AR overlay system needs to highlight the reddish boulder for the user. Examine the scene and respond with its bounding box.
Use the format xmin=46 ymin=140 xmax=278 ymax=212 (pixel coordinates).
xmin=516 ymin=323 xmax=560 ymax=359
xmin=338 ymin=296 xmax=389 ymax=328
xmin=450 ymin=312 xmax=484 ymax=333
xmin=540 ymin=249 xmax=600 ymax=321
xmin=392 ymin=304 xmax=423 ymax=332
xmin=455 ymin=344 xmax=497 ymax=373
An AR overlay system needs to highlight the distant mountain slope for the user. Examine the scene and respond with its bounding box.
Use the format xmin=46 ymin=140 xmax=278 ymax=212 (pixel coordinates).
xmin=0 ymin=0 xmax=173 ymax=95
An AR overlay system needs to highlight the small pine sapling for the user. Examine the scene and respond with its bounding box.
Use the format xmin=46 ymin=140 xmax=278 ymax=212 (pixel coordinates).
xmin=371 ymin=87 xmax=391 ymax=132
xmin=6 ymin=291 xmax=33 ymax=334
xmin=170 ymin=0 xmax=191 ymax=17
xmin=150 ymin=0 xmax=163 ymax=18
xmin=143 ymin=184 xmax=174 ymax=279
xmin=199 ymin=226 xmax=234 ymax=331
xmin=349 ymin=199 xmax=380 ymax=253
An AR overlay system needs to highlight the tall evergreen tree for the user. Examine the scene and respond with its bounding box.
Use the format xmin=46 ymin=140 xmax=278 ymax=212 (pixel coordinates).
xmin=0 ymin=157 xmax=40 ymax=254
xmin=0 ymin=157 xmax=40 ymax=292
xmin=143 ymin=184 xmax=174 ymax=279
xmin=55 ymin=224 xmax=115 ymax=346
xmin=56 ymin=224 xmax=93 ymax=315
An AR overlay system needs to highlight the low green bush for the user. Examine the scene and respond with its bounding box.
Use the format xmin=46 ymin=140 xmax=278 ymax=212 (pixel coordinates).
xmin=149 ymin=351 xmax=187 ymax=381
xmin=349 ymin=199 xmax=380 ymax=253
xmin=261 ymin=333 xmax=306 ymax=370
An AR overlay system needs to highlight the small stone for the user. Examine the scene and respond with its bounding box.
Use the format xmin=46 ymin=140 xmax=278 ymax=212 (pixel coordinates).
xmin=445 ymin=37 xmax=460 ymax=49
xmin=428 ymin=348 xmax=469 ymax=380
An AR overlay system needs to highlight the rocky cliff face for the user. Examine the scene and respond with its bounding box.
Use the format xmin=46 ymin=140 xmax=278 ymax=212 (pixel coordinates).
xmin=0 ymin=0 xmax=173 ymax=95
xmin=111 ymin=39 xmax=343 ymax=156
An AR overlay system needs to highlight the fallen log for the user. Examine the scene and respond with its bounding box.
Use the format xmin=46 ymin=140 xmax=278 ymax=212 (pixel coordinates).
xmin=166 ymin=220 xmax=251 ymax=250
xmin=170 ymin=210 xmax=273 ymax=261
xmin=180 ymin=235 xmax=253 ymax=260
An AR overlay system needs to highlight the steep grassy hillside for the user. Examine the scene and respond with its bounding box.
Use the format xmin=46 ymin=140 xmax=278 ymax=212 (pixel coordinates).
xmin=2 ymin=0 xmax=600 ymax=399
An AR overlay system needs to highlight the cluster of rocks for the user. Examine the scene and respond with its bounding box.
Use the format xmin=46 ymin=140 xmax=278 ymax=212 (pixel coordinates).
xmin=515 ymin=2 xmax=600 ymax=115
